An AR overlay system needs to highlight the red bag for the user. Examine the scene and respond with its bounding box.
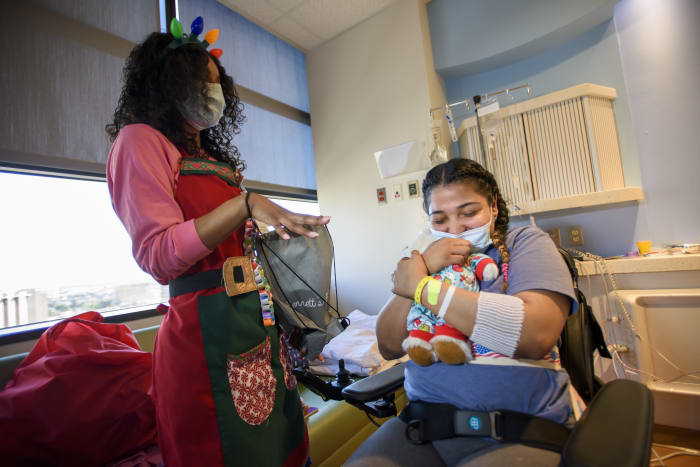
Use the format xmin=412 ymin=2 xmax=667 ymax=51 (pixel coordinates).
xmin=0 ymin=311 xmax=157 ymax=466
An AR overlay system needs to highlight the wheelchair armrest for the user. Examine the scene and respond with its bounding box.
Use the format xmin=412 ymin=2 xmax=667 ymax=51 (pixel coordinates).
xmin=293 ymin=368 xmax=346 ymax=401
xmin=562 ymin=379 xmax=653 ymax=467
xmin=341 ymin=363 xmax=406 ymax=402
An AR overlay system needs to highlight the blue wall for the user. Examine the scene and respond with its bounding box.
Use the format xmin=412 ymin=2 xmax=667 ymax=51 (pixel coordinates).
xmin=612 ymin=0 xmax=700 ymax=252
xmin=428 ymin=0 xmax=700 ymax=257
xmin=428 ymin=0 xmax=616 ymax=76
xmin=444 ymin=19 xmax=641 ymax=189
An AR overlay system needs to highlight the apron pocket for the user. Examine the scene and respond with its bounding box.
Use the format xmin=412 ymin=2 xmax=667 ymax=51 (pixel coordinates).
xmin=226 ymin=336 xmax=276 ymax=426
xmin=279 ymin=334 xmax=297 ymax=391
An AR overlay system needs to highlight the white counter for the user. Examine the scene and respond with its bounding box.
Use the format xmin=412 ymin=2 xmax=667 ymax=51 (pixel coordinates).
xmin=575 ymin=253 xmax=700 ymax=277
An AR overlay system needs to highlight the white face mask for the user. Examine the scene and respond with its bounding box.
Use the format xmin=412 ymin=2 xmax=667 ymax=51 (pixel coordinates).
xmin=178 ymin=82 xmax=225 ymax=131
xmin=430 ymin=212 xmax=493 ymax=253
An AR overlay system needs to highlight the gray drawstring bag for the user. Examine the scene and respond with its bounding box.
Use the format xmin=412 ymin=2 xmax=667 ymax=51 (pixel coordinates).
xmin=253 ymin=224 xmax=348 ymax=359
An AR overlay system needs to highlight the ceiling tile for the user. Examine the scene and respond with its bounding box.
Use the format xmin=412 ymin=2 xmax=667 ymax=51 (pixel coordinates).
xmin=290 ymin=0 xmax=397 ymax=40
xmin=217 ymin=0 xmax=284 ymax=25
xmin=269 ymin=16 xmax=323 ymax=51
xmin=267 ymin=0 xmax=305 ymax=13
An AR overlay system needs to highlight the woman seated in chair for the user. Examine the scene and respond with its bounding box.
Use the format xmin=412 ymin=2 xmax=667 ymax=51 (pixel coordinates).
xmin=348 ymin=158 xmax=578 ymax=466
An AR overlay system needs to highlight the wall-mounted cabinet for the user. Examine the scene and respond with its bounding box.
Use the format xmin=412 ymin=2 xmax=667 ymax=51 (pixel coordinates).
xmin=457 ymin=84 xmax=642 ymax=214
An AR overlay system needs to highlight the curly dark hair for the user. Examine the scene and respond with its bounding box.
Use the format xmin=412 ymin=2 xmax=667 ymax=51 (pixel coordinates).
xmin=106 ymin=32 xmax=246 ymax=172
xmin=422 ymin=158 xmax=511 ymax=291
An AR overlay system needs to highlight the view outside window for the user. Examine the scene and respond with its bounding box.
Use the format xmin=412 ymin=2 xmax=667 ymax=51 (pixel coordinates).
xmin=0 ymin=172 xmax=167 ymax=330
xmin=268 ymin=197 xmax=321 ymax=217
xmin=0 ymin=172 xmax=320 ymax=330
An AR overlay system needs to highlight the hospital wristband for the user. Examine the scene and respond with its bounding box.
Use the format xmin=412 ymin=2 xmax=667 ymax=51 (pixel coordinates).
xmin=427 ymin=279 xmax=442 ymax=306
xmin=437 ymin=285 xmax=457 ymax=319
xmin=414 ymin=276 xmax=432 ymax=304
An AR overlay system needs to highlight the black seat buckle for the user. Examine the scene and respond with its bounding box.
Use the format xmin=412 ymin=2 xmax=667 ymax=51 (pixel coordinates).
xmin=453 ymin=410 xmax=503 ymax=440
xmin=405 ymin=419 xmax=427 ymax=445
xmin=491 ymin=411 xmax=504 ymax=441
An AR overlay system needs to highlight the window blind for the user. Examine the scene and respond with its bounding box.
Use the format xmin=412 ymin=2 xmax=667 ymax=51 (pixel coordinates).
xmin=179 ymin=0 xmax=316 ymax=190
xmin=0 ymin=0 xmax=158 ymax=176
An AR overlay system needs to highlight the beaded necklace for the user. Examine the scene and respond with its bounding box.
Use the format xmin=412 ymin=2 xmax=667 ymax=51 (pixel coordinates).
xmin=243 ymin=220 xmax=275 ymax=327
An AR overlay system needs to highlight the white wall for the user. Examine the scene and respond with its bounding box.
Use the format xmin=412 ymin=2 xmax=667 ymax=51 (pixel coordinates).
xmin=307 ymin=0 xmax=446 ymax=315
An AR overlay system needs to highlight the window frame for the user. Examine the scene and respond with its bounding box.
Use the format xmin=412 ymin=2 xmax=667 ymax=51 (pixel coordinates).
xmin=243 ymin=180 xmax=317 ymax=201
xmin=0 ymin=305 xmax=163 ymax=346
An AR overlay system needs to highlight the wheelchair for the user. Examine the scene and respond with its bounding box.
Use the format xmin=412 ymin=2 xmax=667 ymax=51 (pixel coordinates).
xmin=294 ymin=250 xmax=654 ymax=466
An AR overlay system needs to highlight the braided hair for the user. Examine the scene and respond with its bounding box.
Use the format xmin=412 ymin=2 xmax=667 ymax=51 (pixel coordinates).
xmin=422 ymin=159 xmax=511 ymax=291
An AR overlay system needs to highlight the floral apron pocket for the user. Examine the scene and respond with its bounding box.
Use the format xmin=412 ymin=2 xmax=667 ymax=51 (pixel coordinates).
xmin=226 ymin=336 xmax=276 ymax=426
xmin=278 ymin=334 xmax=297 ymax=391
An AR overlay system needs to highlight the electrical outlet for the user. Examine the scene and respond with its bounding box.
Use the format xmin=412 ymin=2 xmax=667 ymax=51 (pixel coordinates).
xmin=546 ymin=227 xmax=562 ymax=248
xmin=376 ymin=187 xmax=387 ymax=205
xmin=568 ymin=226 xmax=584 ymax=246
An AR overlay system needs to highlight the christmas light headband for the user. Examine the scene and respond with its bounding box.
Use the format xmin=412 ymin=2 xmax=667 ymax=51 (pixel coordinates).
xmin=166 ymin=16 xmax=223 ymax=59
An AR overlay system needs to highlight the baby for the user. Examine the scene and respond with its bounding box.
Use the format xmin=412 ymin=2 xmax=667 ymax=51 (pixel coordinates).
xmin=401 ymin=233 xmax=498 ymax=366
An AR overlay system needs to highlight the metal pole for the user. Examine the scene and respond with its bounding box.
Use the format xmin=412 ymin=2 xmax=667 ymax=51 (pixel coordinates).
xmin=473 ymin=95 xmax=487 ymax=166
xmin=165 ymin=0 xmax=178 ymax=25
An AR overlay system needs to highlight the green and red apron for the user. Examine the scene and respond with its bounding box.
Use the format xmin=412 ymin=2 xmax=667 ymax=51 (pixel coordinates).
xmin=152 ymin=155 xmax=308 ymax=466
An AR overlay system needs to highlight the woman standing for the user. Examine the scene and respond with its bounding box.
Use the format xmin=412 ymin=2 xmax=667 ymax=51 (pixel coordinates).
xmin=106 ymin=22 xmax=327 ymax=466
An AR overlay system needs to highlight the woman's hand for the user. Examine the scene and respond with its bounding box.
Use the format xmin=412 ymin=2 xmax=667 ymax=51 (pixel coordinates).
xmin=392 ymin=251 xmax=429 ymax=299
xmin=422 ymin=238 xmax=471 ymax=274
xmin=248 ymin=192 xmax=330 ymax=240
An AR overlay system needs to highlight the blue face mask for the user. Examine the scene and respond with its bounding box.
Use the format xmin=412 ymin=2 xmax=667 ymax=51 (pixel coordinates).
xmin=429 ymin=213 xmax=493 ymax=253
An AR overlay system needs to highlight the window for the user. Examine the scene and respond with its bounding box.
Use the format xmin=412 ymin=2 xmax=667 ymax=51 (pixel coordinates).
xmin=269 ymin=197 xmax=321 ymax=217
xmin=0 ymin=172 xmax=167 ymax=330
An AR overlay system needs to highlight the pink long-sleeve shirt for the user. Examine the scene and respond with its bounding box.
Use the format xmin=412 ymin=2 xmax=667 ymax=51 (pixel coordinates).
xmin=107 ymin=124 xmax=212 ymax=284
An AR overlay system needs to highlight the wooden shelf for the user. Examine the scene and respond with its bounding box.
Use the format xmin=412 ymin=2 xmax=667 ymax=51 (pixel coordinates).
xmin=508 ymin=187 xmax=643 ymax=216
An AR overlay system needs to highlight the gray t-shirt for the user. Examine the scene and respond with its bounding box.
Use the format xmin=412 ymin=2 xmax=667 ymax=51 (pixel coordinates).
xmin=403 ymin=225 xmax=578 ymax=423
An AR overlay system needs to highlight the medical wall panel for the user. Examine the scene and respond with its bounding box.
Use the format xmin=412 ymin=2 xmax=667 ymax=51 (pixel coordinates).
xmin=480 ymin=114 xmax=535 ymax=206
xmin=583 ymin=96 xmax=626 ymax=191
xmin=523 ymin=98 xmax=597 ymax=199
xmin=456 ymin=83 xmax=625 ymax=206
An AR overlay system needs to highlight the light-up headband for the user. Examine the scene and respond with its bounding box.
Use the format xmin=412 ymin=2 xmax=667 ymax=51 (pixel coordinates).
xmin=166 ymin=16 xmax=223 ymax=59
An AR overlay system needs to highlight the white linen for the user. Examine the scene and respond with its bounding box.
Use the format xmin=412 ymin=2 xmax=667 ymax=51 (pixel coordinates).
xmin=309 ymin=309 xmax=407 ymax=376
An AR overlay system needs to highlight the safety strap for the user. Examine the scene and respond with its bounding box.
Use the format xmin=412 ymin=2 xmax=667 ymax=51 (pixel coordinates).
xmin=168 ymin=268 xmax=223 ymax=298
xmin=400 ymin=402 xmax=571 ymax=453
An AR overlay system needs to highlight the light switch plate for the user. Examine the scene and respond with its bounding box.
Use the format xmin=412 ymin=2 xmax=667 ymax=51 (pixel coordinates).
xmin=407 ymin=180 xmax=420 ymax=199
xmin=546 ymin=227 xmax=562 ymax=248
